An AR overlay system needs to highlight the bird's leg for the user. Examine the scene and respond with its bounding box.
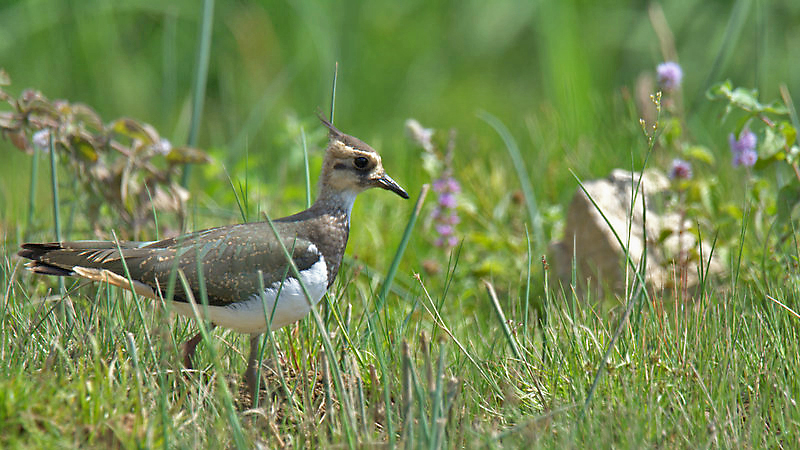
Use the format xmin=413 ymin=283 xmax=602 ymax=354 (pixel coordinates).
xmin=244 ymin=334 xmax=263 ymax=398
xmin=182 ymin=324 xmax=216 ymax=369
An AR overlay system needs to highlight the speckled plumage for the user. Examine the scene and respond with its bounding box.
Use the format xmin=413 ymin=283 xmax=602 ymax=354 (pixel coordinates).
xmin=18 ymin=116 xmax=408 ymax=393
xmin=19 ymin=116 xmax=407 ymax=320
xmin=19 ymin=211 xmax=345 ymax=308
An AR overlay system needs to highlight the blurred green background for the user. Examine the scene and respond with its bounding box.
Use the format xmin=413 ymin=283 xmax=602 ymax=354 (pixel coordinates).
xmin=1 ymin=0 xmax=799 ymax=245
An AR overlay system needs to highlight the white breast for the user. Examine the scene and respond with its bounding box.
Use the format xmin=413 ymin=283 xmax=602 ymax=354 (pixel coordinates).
xmin=171 ymin=255 xmax=329 ymax=334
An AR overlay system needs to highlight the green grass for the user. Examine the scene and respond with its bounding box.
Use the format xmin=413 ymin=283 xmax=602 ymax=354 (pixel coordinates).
xmin=2 ymin=0 xmax=800 ymax=448
xmin=3 ymin=243 xmax=799 ymax=448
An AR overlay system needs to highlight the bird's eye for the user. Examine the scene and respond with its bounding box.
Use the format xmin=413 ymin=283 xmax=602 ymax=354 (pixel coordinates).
xmin=354 ymin=156 xmax=369 ymax=169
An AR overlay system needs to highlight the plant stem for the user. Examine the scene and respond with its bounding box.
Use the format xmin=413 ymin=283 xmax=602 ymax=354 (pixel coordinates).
xmin=181 ymin=0 xmax=215 ymax=187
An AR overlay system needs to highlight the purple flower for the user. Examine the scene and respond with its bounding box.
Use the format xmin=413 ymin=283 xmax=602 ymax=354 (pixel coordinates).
xmin=435 ymin=224 xmax=453 ymax=236
xmin=729 ymin=129 xmax=757 ymax=153
xmin=447 ymin=212 xmax=460 ymax=225
xmin=434 ymin=236 xmax=460 ymax=248
xmin=438 ymin=193 xmax=457 ymax=209
xmin=729 ymin=129 xmax=758 ymax=168
xmin=430 ymin=174 xmax=461 ymax=249
xmin=732 ymin=149 xmax=758 ymax=168
xmin=669 ymin=158 xmax=692 ymax=180
xmin=446 ymin=178 xmax=461 ymax=193
xmin=657 ymin=62 xmax=683 ymax=91
xmin=432 ymin=178 xmax=448 ymax=192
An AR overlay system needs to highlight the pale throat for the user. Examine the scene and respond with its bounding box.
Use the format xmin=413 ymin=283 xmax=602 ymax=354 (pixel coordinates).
xmin=336 ymin=190 xmax=358 ymax=218
xmin=314 ymin=187 xmax=359 ymax=220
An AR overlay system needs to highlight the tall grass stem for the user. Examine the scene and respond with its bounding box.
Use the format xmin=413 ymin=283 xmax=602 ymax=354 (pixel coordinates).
xmin=376 ymin=184 xmax=429 ymax=310
xmin=330 ymin=62 xmax=338 ymax=123
xmin=478 ymin=111 xmax=545 ymax=253
xmin=25 ymin=148 xmax=38 ymax=239
xmin=301 ymin=126 xmax=311 ymax=208
xmin=181 ymin=0 xmax=215 ymax=186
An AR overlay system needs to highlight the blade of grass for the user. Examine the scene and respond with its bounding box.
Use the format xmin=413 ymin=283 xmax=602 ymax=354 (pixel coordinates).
xmin=25 ymin=147 xmax=38 ymax=239
xmin=367 ymin=314 xmax=395 ymax=446
xmin=47 ymin=135 xmax=61 ymax=247
xmin=330 ymin=62 xmax=338 ymax=123
xmin=766 ymin=294 xmax=800 ymax=321
xmin=181 ymin=0 xmax=215 ymax=187
xmin=144 ymin=183 xmax=160 ymax=241
xmin=478 ymin=111 xmax=545 ymax=254
xmin=483 ymin=280 xmax=523 ymax=361
xmin=301 ymin=126 xmax=311 ymax=208
xmin=223 ymin=167 xmax=247 ymax=223
xmin=732 ymin=193 xmax=751 ymax=293
xmin=430 ymin=340 xmax=446 ymax=450
xmin=524 ymin=226 xmax=532 ymax=332
xmin=376 ymin=184 xmax=429 ymax=311
xmin=161 ymin=8 xmax=177 ymax=124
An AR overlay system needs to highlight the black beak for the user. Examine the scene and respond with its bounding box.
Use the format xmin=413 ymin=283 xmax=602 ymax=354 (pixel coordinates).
xmin=376 ymin=173 xmax=409 ymax=199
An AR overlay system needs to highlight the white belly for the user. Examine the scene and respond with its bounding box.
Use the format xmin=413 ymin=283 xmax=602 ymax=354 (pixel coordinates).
xmin=171 ymin=257 xmax=328 ymax=334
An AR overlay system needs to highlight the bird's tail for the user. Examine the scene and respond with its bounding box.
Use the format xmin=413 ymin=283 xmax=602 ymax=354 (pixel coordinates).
xmin=19 ymin=241 xmax=137 ymax=275
xmin=18 ymin=241 xmax=160 ymax=298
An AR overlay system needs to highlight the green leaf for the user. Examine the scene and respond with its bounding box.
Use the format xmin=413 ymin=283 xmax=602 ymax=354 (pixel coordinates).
xmin=728 ymin=87 xmax=762 ymax=112
xmin=787 ymin=145 xmax=800 ymax=165
xmin=111 ymin=118 xmax=158 ymax=145
xmin=706 ymin=80 xmax=733 ymax=100
xmin=779 ymin=121 xmax=797 ymax=147
xmin=663 ymin=118 xmax=682 ymax=146
xmin=165 ymin=146 xmax=212 ymax=165
xmin=723 ymin=203 xmax=743 ymax=221
xmin=762 ymin=101 xmax=789 ymax=115
xmin=752 ymin=152 xmax=784 ymax=171
xmin=684 ymin=145 xmax=715 ymax=165
xmin=761 ymin=127 xmax=786 ymax=158
xmin=472 ymin=258 xmax=506 ymax=278
xmin=68 ymin=132 xmax=99 ymax=162
xmin=706 ymin=80 xmax=788 ymax=116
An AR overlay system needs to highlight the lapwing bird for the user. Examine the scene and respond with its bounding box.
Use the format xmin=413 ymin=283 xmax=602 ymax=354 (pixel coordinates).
xmin=18 ymin=116 xmax=409 ymax=393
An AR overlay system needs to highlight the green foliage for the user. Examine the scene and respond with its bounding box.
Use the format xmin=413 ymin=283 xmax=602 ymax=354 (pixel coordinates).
xmin=0 ymin=76 xmax=211 ymax=239
xmin=707 ymin=80 xmax=788 ymax=117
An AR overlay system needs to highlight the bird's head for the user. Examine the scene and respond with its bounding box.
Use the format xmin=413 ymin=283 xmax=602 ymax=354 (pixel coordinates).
xmin=317 ymin=116 xmax=409 ymax=202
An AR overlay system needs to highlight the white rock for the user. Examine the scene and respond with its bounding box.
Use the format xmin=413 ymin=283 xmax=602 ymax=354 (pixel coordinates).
xmin=550 ymin=169 xmax=725 ymax=298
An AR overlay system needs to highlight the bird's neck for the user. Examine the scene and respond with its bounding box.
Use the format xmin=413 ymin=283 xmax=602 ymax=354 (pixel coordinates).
xmin=313 ymin=185 xmax=358 ymax=221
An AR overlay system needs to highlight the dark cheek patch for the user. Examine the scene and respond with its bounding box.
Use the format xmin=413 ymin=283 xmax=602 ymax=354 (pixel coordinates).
xmin=334 ymin=163 xmax=347 ymax=170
